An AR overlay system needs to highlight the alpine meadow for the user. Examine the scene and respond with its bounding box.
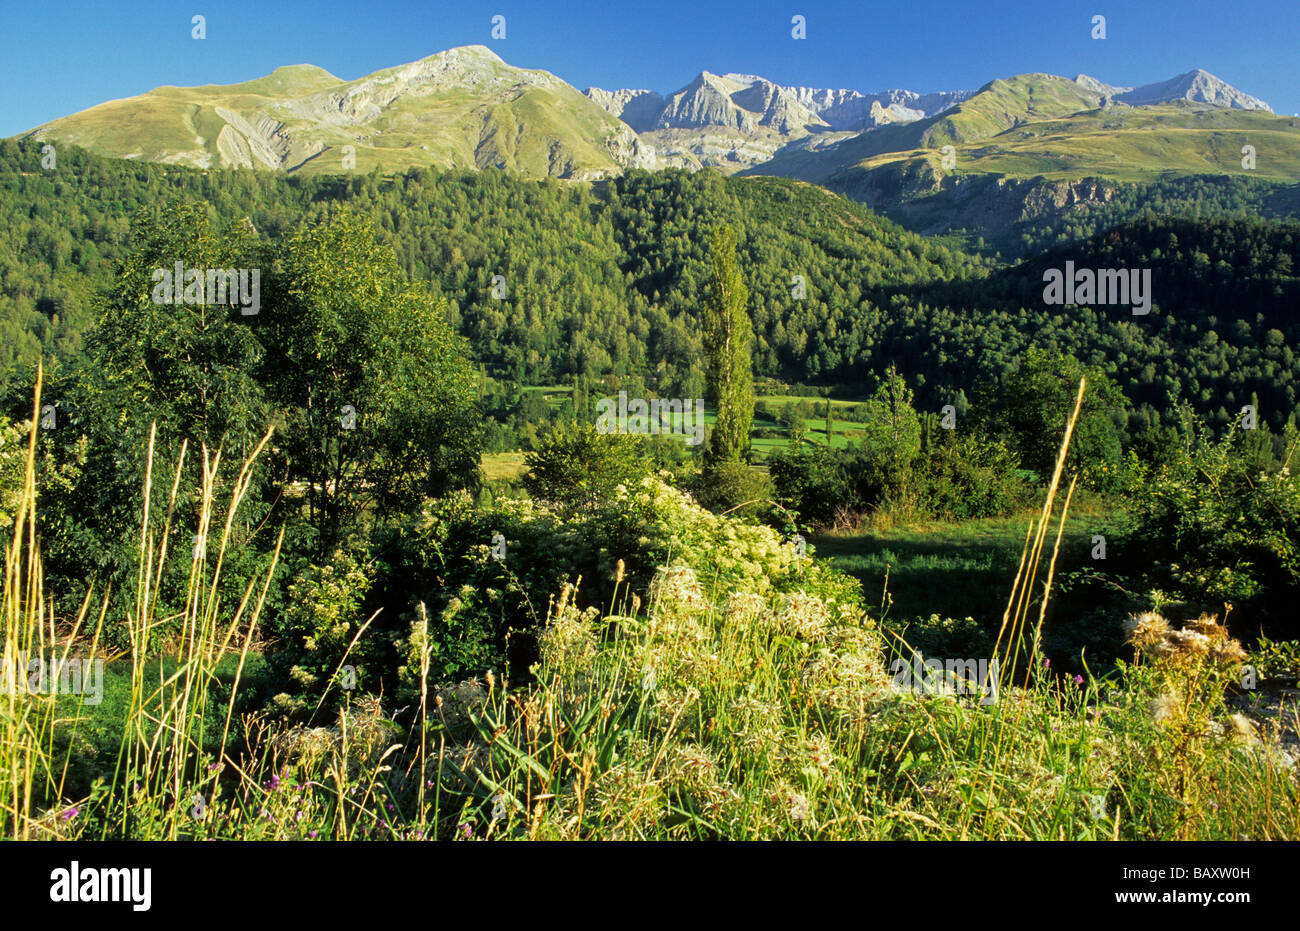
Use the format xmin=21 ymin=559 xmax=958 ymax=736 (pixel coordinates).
xmin=2 ymin=1 xmax=1299 ymax=888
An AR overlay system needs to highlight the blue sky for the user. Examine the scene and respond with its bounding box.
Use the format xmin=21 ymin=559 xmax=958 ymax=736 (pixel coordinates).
xmin=1 ymin=0 xmax=1296 ymax=136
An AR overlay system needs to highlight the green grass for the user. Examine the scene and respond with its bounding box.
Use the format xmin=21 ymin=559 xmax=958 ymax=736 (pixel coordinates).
xmin=481 ymin=451 xmax=527 ymax=481
xmin=809 ymin=509 xmax=1113 ymax=631
xmin=850 ymin=104 xmax=1300 ymax=185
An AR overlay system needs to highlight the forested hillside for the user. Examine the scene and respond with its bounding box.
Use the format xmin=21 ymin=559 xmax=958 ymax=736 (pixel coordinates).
xmin=3 ymin=139 xmax=1299 ymax=432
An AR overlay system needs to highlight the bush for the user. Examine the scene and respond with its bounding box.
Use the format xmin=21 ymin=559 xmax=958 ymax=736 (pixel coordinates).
xmin=898 ymin=613 xmax=994 ymax=660
xmin=915 ymin=432 xmax=1029 ymax=520
xmin=690 ymin=459 xmax=776 ymax=522
xmin=266 ymin=475 xmax=855 ymax=714
xmin=523 ymin=422 xmax=652 ymax=509
xmin=265 ymin=549 xmax=377 ymax=717
xmin=769 ymin=443 xmax=853 ymax=527
xmin=1124 ymin=420 xmax=1300 ymax=637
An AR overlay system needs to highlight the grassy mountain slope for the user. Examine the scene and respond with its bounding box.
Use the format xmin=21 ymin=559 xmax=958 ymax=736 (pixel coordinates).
xmin=749 ymin=74 xmax=1106 ymax=183
xmin=745 ymin=74 xmax=1300 ymax=252
xmin=21 ymin=46 xmax=648 ymax=180
xmin=845 ymin=102 xmax=1300 ymax=184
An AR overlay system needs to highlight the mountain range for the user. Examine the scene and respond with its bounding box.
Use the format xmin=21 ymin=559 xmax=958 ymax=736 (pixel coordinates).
xmin=19 ymin=47 xmax=1300 ymax=245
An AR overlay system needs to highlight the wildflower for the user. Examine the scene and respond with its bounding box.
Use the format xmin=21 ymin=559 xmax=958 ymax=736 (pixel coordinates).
xmin=1127 ymin=611 xmax=1170 ymax=649
xmin=615 ymin=559 xmax=625 ymax=584
xmin=459 ymin=822 xmax=473 ymax=839
xmin=1211 ymin=639 xmax=1248 ymax=665
xmin=1074 ymin=674 xmax=1084 ymax=686
xmin=60 ymin=807 xmax=78 ymax=822
xmin=790 ymin=794 xmax=810 ymax=823
xmin=1229 ymin=713 xmax=1257 ymax=742
xmin=309 ymin=830 xmax=318 ymax=839
xmin=1149 ymin=693 xmax=1180 ymax=723
xmin=265 ymin=774 xmax=281 ymax=791
xmin=1167 ymin=629 xmax=1211 ymax=656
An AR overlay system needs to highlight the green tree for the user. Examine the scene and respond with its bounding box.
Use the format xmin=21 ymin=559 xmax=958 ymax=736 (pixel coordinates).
xmin=523 ymin=422 xmax=650 ymax=509
xmin=853 ymin=366 xmax=923 ymax=508
xmin=34 ymin=205 xmax=275 ymax=639
xmin=999 ymin=348 xmax=1126 ymax=485
xmin=87 ymin=203 xmax=270 ymax=457
xmin=700 ymin=224 xmax=754 ymax=467
xmin=264 ymin=208 xmax=483 ymax=555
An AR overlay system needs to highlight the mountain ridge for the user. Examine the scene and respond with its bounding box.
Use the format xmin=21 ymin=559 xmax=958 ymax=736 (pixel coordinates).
xmin=23 ymin=45 xmax=653 ymax=179
xmin=18 ymin=46 xmax=1282 ymax=189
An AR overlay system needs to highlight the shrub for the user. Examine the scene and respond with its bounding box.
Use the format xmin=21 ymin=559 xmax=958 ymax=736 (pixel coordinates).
xmin=898 ymin=613 xmax=994 ymax=660
xmin=523 ymin=421 xmax=651 ymax=509
xmin=769 ymin=443 xmax=853 ymax=527
xmin=690 ymin=459 xmax=776 ymax=522
xmin=1125 ymin=421 xmax=1300 ymax=636
xmin=266 ymin=549 xmax=377 ymax=717
xmin=915 ymin=432 xmax=1029 ymax=520
xmin=266 ymin=475 xmax=857 ymax=713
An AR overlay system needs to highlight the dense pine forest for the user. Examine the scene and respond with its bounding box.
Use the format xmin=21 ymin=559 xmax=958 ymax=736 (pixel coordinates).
xmin=5 ymin=139 xmax=1300 ymax=440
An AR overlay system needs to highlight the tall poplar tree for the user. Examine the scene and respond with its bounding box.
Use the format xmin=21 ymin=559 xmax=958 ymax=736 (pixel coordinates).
xmin=700 ymin=224 xmax=754 ymax=468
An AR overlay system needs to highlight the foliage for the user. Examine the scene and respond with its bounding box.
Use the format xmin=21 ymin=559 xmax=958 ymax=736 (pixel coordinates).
xmin=768 ymin=442 xmax=852 ymax=527
xmin=6 ymin=142 xmax=1300 ymax=443
xmin=268 ymin=550 xmax=377 ymax=716
xmin=0 ymin=413 xmax=23 ymax=528
xmin=1123 ymin=414 xmax=1300 ymax=636
xmin=522 ymin=421 xmax=651 ymax=509
xmin=897 ymin=613 xmax=995 ymax=660
xmin=852 ymin=366 xmax=924 ymax=510
xmin=264 ymin=206 xmax=484 ymax=555
xmin=700 ymin=223 xmax=754 ymax=467
xmin=914 ymin=430 xmax=1030 ymax=521
xmin=687 ymin=459 xmax=775 ymax=522
xmin=8 ymin=204 xmax=483 ymax=640
xmin=991 ymin=347 xmax=1126 ymax=487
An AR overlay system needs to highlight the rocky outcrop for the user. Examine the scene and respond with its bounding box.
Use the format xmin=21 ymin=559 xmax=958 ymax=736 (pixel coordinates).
xmin=214 ymin=106 xmax=324 ymax=170
xmin=582 ymin=72 xmax=974 ymax=172
xmin=582 ymin=87 xmax=666 ymax=133
xmin=1077 ymin=69 xmax=1271 ymax=111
